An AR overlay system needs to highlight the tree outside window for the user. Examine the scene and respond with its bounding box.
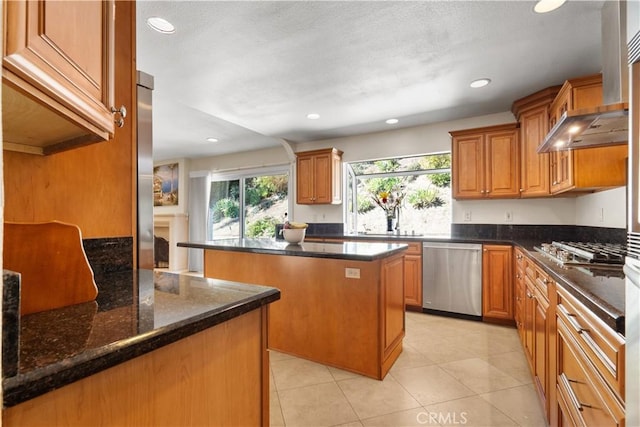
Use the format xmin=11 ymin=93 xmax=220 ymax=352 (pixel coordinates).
xmin=348 ymin=153 xmax=451 ymax=236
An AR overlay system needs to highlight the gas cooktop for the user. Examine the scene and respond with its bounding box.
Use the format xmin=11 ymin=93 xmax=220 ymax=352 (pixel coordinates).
xmin=533 ymin=241 xmax=626 ymax=278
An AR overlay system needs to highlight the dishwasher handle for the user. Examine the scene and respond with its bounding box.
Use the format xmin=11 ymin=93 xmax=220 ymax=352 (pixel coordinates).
xmin=423 ymin=243 xmax=483 ymax=251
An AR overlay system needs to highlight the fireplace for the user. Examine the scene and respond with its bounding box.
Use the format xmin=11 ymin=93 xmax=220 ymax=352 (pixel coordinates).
xmin=153 ymin=214 xmax=188 ymax=271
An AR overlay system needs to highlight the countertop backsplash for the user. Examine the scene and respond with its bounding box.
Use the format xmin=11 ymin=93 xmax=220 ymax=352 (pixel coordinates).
xmin=450 ymin=224 xmax=627 ymax=245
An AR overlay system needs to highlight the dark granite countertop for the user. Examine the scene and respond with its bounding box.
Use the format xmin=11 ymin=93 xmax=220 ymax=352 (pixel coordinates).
xmin=522 ymin=249 xmax=625 ymax=335
xmin=178 ymin=238 xmax=409 ymax=261
xmin=2 ymin=270 xmax=280 ymax=408
xmin=297 ymin=233 xmax=626 ymax=335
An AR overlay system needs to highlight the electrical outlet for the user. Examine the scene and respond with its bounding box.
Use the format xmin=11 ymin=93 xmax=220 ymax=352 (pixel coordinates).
xmin=345 ymin=268 xmax=360 ymax=279
xmin=464 ymin=211 xmax=472 ymax=222
xmin=505 ymin=211 xmax=513 ymax=222
xmin=598 ymin=207 xmax=604 ymax=223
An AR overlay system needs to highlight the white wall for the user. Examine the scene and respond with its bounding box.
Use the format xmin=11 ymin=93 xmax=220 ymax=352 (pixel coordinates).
xmin=575 ymin=187 xmax=627 ymax=228
xmin=180 ymin=110 xmax=628 ymax=230
xmin=452 ymin=198 xmax=576 ymax=225
xmin=189 ymin=146 xmax=290 ymax=173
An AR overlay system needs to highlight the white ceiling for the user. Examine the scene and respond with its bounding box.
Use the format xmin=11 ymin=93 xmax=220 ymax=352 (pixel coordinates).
xmin=136 ymin=0 xmax=605 ymax=161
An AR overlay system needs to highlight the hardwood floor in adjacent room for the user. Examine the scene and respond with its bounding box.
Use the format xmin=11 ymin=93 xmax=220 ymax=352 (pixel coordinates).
xmin=269 ymin=312 xmax=546 ymax=427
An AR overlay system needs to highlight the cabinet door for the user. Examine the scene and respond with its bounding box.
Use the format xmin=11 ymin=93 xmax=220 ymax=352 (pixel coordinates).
xmin=523 ymin=278 xmax=535 ymax=370
xmin=296 ymin=155 xmax=315 ymax=204
xmin=485 ymin=129 xmax=520 ymax=197
xmin=331 ymin=152 xmax=342 ymax=204
xmin=3 ymin=0 xmax=115 ymax=141
xmin=519 ymin=106 xmax=550 ymax=197
xmin=482 ymin=245 xmax=513 ymax=321
xmin=403 ymin=254 xmax=422 ymax=308
xmin=550 ymin=151 xmax=574 ymax=193
xmin=533 ymin=288 xmax=549 ymax=419
xmin=452 ymin=134 xmax=484 ymax=198
xmin=313 ymin=152 xmax=333 ymax=204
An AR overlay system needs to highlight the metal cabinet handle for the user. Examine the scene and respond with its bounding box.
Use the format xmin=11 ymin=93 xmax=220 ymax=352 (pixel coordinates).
xmin=559 ymin=305 xmax=618 ymax=376
xmin=111 ymin=105 xmax=127 ymax=128
xmin=542 ymin=278 xmax=550 ymax=285
xmin=559 ymin=373 xmax=591 ymax=412
xmin=526 ymin=291 xmax=534 ymax=299
xmin=519 ymin=188 xmax=524 ymax=192
xmin=552 ymin=181 xmax=558 ymax=185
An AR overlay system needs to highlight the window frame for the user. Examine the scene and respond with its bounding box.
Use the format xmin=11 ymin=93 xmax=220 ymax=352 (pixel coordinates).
xmin=345 ymin=152 xmax=451 ymax=235
xmin=209 ymin=164 xmax=292 ymax=238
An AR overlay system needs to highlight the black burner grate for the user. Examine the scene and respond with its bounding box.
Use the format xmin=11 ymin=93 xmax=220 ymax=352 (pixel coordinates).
xmin=552 ymin=241 xmax=626 ymax=264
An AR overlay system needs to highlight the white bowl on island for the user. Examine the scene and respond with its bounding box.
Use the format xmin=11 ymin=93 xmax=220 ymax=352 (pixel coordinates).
xmin=282 ymin=228 xmax=306 ymax=244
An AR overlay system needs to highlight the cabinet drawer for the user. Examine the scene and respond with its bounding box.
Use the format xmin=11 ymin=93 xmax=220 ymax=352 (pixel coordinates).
xmin=525 ymin=261 xmax=536 ymax=281
xmin=514 ymin=248 xmax=527 ymax=269
xmin=403 ymin=242 xmax=422 ymax=255
xmin=533 ymin=265 xmax=551 ymax=299
xmin=557 ymin=286 xmax=625 ymax=399
xmin=557 ymin=319 xmax=625 ymax=427
xmin=304 ymin=237 xmax=344 ymax=243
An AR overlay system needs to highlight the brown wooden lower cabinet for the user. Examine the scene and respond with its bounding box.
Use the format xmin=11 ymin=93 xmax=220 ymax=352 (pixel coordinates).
xmin=3 ymin=308 xmax=271 ymax=426
xmin=514 ymin=246 xmax=627 ymax=427
xmin=482 ymin=245 xmax=514 ymax=322
xmin=556 ymin=319 xmax=625 ymax=427
xmin=203 ymin=248 xmax=405 ymax=380
xmin=402 ymin=242 xmax=423 ymax=309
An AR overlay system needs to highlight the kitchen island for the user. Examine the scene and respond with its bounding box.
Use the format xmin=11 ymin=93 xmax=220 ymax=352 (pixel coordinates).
xmin=2 ymin=270 xmax=279 ymax=427
xmin=179 ymin=238 xmax=408 ymax=379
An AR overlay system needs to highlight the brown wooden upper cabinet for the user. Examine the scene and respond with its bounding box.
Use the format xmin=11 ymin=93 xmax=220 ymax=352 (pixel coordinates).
xmin=296 ymin=148 xmax=343 ymax=204
xmin=547 ymin=74 xmax=627 ymax=195
xmin=512 ymin=87 xmax=561 ymax=198
xmin=2 ymin=0 xmax=120 ymax=155
xmin=451 ymin=123 xmax=520 ymax=199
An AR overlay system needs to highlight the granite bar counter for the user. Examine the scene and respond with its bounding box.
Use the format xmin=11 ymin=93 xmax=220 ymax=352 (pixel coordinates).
xmin=2 ymin=270 xmax=280 ymax=426
xmin=178 ymin=237 xmax=409 ymax=261
xmin=180 ymin=238 xmax=408 ymax=380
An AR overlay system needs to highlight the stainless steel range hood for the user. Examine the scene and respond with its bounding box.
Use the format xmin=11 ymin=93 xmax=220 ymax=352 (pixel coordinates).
xmin=538 ymin=0 xmax=628 ymax=153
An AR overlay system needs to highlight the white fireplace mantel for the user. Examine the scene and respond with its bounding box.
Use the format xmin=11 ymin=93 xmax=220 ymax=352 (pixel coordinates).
xmin=154 ymin=213 xmax=189 ymax=272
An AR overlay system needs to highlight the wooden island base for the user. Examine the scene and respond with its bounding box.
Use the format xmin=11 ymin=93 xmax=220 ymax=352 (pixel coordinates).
xmin=204 ymin=249 xmax=406 ymax=379
xmin=3 ymin=308 xmax=271 ymax=426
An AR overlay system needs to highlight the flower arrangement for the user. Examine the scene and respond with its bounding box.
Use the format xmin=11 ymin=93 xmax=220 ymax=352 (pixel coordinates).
xmin=371 ymin=190 xmax=405 ymax=218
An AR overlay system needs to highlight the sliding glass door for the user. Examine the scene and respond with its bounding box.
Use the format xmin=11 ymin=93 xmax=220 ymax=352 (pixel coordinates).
xmin=209 ymin=168 xmax=289 ymax=239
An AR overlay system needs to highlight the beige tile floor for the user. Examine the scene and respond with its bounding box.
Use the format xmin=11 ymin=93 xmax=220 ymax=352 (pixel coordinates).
xmin=269 ymin=312 xmax=547 ymax=427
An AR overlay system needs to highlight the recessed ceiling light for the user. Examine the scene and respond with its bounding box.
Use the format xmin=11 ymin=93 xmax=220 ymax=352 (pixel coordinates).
xmin=206 ymin=137 xmax=219 ymax=143
xmin=146 ymin=17 xmax=176 ymax=34
xmin=534 ymin=0 xmax=566 ymax=13
xmin=307 ymin=113 xmax=320 ymax=120
xmin=470 ymin=78 xmax=491 ymax=88
xmin=385 ymin=118 xmax=399 ymax=125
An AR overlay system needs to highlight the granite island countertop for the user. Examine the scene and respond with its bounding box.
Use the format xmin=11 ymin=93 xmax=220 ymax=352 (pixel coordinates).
xmin=2 ymin=269 xmax=280 ymax=407
xmin=178 ymin=238 xmax=409 ymax=261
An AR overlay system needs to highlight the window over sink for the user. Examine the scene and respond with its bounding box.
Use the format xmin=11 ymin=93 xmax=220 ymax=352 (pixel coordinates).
xmin=345 ymin=153 xmax=451 ymax=236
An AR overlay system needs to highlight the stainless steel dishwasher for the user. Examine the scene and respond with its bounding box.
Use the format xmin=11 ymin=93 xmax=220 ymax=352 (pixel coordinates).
xmin=422 ymin=242 xmax=483 ymax=319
